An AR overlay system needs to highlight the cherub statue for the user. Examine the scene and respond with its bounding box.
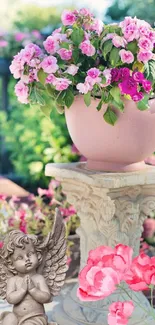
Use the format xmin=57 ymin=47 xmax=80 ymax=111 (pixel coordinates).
xmin=0 ymin=208 xmax=68 ymax=325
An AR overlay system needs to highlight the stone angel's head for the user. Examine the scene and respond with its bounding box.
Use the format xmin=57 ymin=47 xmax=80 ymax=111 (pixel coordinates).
xmin=1 ymin=230 xmax=43 ymax=275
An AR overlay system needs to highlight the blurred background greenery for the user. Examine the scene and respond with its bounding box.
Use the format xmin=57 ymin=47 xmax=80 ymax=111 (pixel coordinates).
xmin=0 ymin=0 xmax=155 ymax=192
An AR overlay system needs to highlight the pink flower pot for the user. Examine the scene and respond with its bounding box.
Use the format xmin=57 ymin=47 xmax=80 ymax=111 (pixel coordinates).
xmin=65 ymin=95 xmax=155 ymax=172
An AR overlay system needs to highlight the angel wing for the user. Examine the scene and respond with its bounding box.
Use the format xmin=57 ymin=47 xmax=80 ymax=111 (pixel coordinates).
xmin=0 ymin=255 xmax=8 ymax=300
xmin=38 ymin=208 xmax=68 ymax=296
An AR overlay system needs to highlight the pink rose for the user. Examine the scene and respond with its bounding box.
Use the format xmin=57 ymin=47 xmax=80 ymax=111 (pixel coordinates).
xmin=53 ymin=77 xmax=72 ymax=91
xmin=108 ymin=301 xmax=134 ymax=325
xmin=137 ymin=50 xmax=153 ymax=63
xmin=76 ymin=82 xmax=92 ymax=94
xmin=119 ymin=49 xmax=134 ymax=64
xmin=138 ymin=37 xmax=153 ymax=51
xmin=77 ymin=264 xmax=120 ymax=301
xmin=41 ymin=56 xmax=58 ymax=74
xmin=15 ymin=81 xmax=29 ymax=104
xmin=58 ymin=48 xmax=72 ymax=60
xmin=61 ymin=9 xmax=77 ymax=26
xmin=65 ymin=64 xmax=79 ymax=75
xmin=79 ymin=40 xmax=95 ymax=57
xmin=43 ymin=36 xmax=59 ymax=54
xmin=142 ymin=79 xmax=152 ymax=93
xmin=112 ymin=35 xmax=127 ymax=48
xmin=123 ymin=23 xmax=139 ymax=42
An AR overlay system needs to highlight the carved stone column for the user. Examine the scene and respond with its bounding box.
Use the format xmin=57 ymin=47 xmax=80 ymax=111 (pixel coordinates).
xmin=45 ymin=162 xmax=155 ymax=325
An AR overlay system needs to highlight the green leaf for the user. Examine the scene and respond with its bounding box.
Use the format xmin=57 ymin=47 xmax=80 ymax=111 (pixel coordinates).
xmin=64 ymin=89 xmax=74 ymax=108
xmin=35 ymin=88 xmax=45 ymax=106
xmin=60 ymin=42 xmax=70 ymax=49
xmin=46 ymin=85 xmax=58 ymax=98
xmin=137 ymin=94 xmax=150 ymax=111
xmin=96 ymin=100 xmax=103 ymax=111
xmin=84 ymin=92 xmax=91 ymax=107
xmin=37 ymin=69 xmax=47 ymax=85
xmin=57 ymin=91 xmax=66 ymax=105
xmin=72 ymin=48 xmax=80 ymax=64
xmin=103 ymin=106 xmax=118 ymax=125
xmin=126 ymin=41 xmax=138 ymax=54
xmin=40 ymin=104 xmax=52 ymax=117
xmin=144 ymin=60 xmax=155 ymax=82
xmin=71 ymin=27 xmax=84 ymax=46
xmin=110 ymin=87 xmax=124 ymax=111
xmin=56 ymin=105 xmax=65 ymax=114
xmin=102 ymin=40 xmax=113 ymax=59
xmin=109 ymin=47 xmax=120 ymax=66
xmin=36 ymin=83 xmax=46 ymax=91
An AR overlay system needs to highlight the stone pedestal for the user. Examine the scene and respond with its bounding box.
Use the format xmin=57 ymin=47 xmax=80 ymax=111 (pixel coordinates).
xmin=45 ymin=162 xmax=155 ymax=325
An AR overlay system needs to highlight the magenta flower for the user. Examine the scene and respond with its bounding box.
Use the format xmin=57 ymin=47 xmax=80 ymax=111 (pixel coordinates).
xmin=119 ymin=67 xmax=130 ymax=79
xmin=119 ymin=77 xmax=138 ymax=96
xmin=111 ymin=68 xmax=121 ymax=82
xmin=132 ymin=71 xmax=144 ymax=83
xmin=142 ymin=79 xmax=152 ymax=93
xmin=132 ymin=92 xmax=144 ymax=102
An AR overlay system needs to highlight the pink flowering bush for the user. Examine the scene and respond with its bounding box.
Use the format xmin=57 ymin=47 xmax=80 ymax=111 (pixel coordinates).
xmin=10 ymin=9 xmax=155 ymax=125
xmin=0 ymin=30 xmax=42 ymax=59
xmin=0 ymin=180 xmax=80 ymax=264
xmin=77 ymin=244 xmax=155 ymax=324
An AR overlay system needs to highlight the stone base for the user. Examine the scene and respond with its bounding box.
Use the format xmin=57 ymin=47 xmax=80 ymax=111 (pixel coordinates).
xmin=51 ymin=283 xmax=155 ymax=325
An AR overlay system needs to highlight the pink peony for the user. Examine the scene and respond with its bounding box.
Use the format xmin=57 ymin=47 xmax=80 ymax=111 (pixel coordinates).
xmin=43 ymin=36 xmax=59 ymax=54
xmin=65 ymin=64 xmax=79 ymax=75
xmin=61 ymin=9 xmax=77 ymax=26
xmin=119 ymin=49 xmax=134 ymax=64
xmin=76 ymin=82 xmax=92 ymax=94
xmin=112 ymin=35 xmax=127 ymax=48
xmin=108 ymin=301 xmax=134 ymax=325
xmin=15 ymin=81 xmax=29 ymax=104
xmin=142 ymin=79 xmax=152 ymax=93
xmin=58 ymin=48 xmax=72 ymax=60
xmin=137 ymin=50 xmax=153 ymax=63
xmin=79 ymin=40 xmax=95 ymax=57
xmin=41 ymin=56 xmax=58 ymax=74
xmin=77 ymin=264 xmax=120 ymax=301
xmin=53 ymin=77 xmax=72 ymax=91
xmin=138 ymin=37 xmax=153 ymax=51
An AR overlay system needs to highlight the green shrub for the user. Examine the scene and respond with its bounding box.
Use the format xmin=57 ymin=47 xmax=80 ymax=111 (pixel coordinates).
xmin=0 ymin=79 xmax=78 ymax=190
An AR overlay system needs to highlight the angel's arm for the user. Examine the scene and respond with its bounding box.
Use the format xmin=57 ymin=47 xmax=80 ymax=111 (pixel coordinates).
xmin=6 ymin=277 xmax=27 ymax=305
xmin=28 ymin=275 xmax=51 ymax=304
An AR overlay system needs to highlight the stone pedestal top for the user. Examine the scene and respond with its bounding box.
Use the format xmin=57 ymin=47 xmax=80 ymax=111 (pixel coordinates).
xmin=45 ymin=162 xmax=155 ymax=188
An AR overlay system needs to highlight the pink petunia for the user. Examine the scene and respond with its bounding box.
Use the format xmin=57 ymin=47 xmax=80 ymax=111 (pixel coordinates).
xmin=41 ymin=56 xmax=58 ymax=74
xmin=53 ymin=77 xmax=72 ymax=91
xmin=43 ymin=36 xmax=59 ymax=54
xmin=79 ymin=40 xmax=95 ymax=57
xmin=15 ymin=81 xmax=29 ymax=104
xmin=119 ymin=49 xmax=134 ymax=64
xmin=137 ymin=50 xmax=153 ymax=63
xmin=58 ymin=48 xmax=72 ymax=60
xmin=61 ymin=9 xmax=77 ymax=26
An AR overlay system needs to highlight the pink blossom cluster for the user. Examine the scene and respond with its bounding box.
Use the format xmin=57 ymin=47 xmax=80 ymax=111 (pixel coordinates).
xmin=77 ymin=243 xmax=155 ymax=324
xmin=77 ymin=67 xmax=112 ymax=94
xmin=111 ymin=67 xmax=152 ymax=101
xmin=119 ymin=17 xmax=155 ymax=63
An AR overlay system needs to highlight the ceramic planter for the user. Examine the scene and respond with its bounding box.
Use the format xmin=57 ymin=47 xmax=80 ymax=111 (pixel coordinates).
xmin=65 ymin=95 xmax=155 ymax=172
